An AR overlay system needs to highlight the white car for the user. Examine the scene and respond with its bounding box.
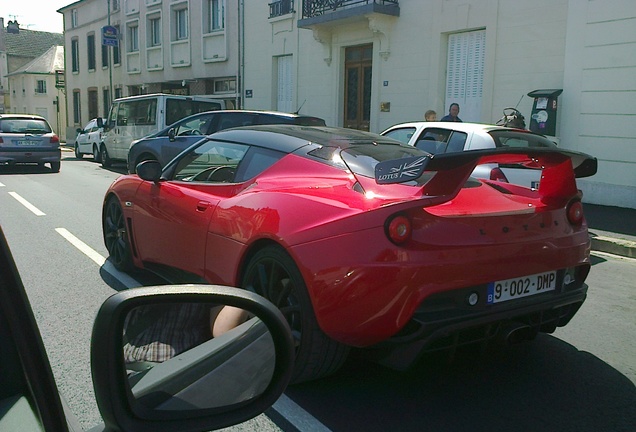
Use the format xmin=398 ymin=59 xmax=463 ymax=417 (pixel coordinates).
xmin=74 ymin=118 xmax=104 ymax=160
xmin=381 ymin=122 xmax=557 ymax=189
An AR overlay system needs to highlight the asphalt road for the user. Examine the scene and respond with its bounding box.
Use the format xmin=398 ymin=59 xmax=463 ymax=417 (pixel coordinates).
xmin=0 ymin=153 xmax=634 ymax=431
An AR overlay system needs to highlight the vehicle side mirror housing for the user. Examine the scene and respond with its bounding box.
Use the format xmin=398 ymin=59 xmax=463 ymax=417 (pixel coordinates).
xmin=76 ymin=128 xmax=83 ymax=134
xmin=91 ymin=285 xmax=294 ymax=432
xmin=168 ymin=128 xmax=176 ymax=142
xmin=136 ymin=160 xmax=163 ymax=182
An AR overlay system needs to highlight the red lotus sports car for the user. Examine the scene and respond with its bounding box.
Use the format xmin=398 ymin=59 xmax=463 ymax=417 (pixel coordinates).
xmin=102 ymin=125 xmax=597 ymax=383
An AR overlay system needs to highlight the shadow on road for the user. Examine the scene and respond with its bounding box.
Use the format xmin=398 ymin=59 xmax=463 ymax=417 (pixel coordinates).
xmin=284 ymin=335 xmax=636 ymax=432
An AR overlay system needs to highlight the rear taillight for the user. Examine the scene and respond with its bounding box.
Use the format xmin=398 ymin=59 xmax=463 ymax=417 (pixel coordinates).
xmin=50 ymin=135 xmax=60 ymax=144
xmin=0 ymin=137 xmax=3 ymax=144
xmin=490 ymin=167 xmax=509 ymax=183
xmin=567 ymin=200 xmax=584 ymax=225
xmin=386 ymin=214 xmax=412 ymax=245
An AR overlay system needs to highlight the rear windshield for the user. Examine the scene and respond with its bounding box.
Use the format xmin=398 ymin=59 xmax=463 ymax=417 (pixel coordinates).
xmin=489 ymin=130 xmax=557 ymax=148
xmin=0 ymin=118 xmax=52 ymax=134
xmin=309 ymin=142 xmax=426 ymax=179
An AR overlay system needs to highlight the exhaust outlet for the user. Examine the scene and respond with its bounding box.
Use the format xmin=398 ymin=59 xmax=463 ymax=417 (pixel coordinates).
xmin=501 ymin=322 xmax=535 ymax=345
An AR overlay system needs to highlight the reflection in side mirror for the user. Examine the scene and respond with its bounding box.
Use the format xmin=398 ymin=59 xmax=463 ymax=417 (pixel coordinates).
xmin=91 ymin=285 xmax=294 ymax=432
xmin=123 ymin=303 xmax=274 ymax=411
xmin=136 ymin=159 xmax=162 ymax=182
xmin=168 ymin=128 xmax=176 ymax=142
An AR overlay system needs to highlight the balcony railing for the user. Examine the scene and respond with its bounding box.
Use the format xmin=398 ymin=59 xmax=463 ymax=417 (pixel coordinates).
xmin=301 ymin=0 xmax=399 ymax=19
xmin=269 ymin=0 xmax=295 ymax=18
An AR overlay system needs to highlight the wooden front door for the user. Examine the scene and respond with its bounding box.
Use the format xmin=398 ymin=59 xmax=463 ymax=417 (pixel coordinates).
xmin=344 ymin=44 xmax=372 ymax=131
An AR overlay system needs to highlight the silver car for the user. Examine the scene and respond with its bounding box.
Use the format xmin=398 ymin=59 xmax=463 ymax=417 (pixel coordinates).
xmin=381 ymin=122 xmax=557 ymax=189
xmin=0 ymin=114 xmax=61 ymax=172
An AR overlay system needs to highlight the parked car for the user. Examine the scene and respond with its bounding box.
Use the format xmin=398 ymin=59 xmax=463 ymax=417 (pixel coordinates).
xmin=381 ymin=122 xmax=558 ymax=189
xmin=102 ymin=124 xmax=597 ymax=384
xmin=100 ymin=93 xmax=226 ymax=168
xmin=0 ymin=224 xmax=294 ymax=432
xmin=127 ymin=110 xmax=326 ymax=173
xmin=0 ymin=114 xmax=61 ymax=172
xmin=74 ymin=117 xmax=104 ymax=160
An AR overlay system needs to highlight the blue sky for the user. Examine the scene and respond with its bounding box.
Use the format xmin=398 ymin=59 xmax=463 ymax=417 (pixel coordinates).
xmin=5 ymin=0 xmax=70 ymax=33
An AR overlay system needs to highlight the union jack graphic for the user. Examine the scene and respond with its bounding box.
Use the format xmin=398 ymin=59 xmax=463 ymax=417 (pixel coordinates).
xmin=388 ymin=157 xmax=427 ymax=178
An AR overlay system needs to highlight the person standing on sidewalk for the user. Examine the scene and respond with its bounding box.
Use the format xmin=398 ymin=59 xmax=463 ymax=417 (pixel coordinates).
xmin=441 ymin=103 xmax=462 ymax=122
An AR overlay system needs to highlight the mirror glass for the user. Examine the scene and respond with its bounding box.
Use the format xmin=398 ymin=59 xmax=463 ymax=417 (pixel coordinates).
xmin=122 ymin=302 xmax=275 ymax=411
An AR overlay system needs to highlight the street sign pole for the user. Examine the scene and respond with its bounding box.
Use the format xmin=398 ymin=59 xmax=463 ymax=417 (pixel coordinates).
xmin=107 ymin=0 xmax=113 ymax=111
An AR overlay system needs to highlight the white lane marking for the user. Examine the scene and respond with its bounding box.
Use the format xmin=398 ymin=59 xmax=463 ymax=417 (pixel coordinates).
xmin=56 ymin=228 xmax=106 ymax=266
xmin=272 ymin=394 xmax=332 ymax=432
xmin=9 ymin=191 xmax=46 ymax=216
xmin=0 ymin=181 xmax=5 ymax=187
xmin=55 ymin=228 xmax=143 ymax=288
xmin=56 ymin=230 xmax=324 ymax=429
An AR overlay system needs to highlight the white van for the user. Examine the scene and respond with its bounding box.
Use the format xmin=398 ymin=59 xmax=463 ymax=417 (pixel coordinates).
xmin=98 ymin=93 xmax=225 ymax=167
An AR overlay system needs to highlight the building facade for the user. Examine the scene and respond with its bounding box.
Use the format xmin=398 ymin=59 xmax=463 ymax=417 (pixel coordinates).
xmin=5 ymin=46 xmax=68 ymax=140
xmin=58 ymin=0 xmax=240 ymax=140
xmin=242 ymin=0 xmax=636 ymax=209
xmin=0 ymin=18 xmax=65 ymax=118
xmin=55 ymin=0 xmax=636 ymax=209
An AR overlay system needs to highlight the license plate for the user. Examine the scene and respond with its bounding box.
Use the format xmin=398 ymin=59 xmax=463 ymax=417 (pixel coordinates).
xmin=487 ymin=271 xmax=556 ymax=304
xmin=17 ymin=140 xmax=40 ymax=146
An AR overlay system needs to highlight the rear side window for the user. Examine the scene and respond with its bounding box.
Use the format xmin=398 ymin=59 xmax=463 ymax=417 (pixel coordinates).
xmin=235 ymin=147 xmax=285 ymax=181
xmin=414 ymin=128 xmax=467 ymax=154
xmin=117 ymin=99 xmax=157 ymax=126
xmin=166 ymin=99 xmax=222 ymax=125
xmin=383 ymin=127 xmax=416 ymax=144
xmin=489 ymin=130 xmax=557 ymax=148
xmin=0 ymin=118 xmax=51 ymax=134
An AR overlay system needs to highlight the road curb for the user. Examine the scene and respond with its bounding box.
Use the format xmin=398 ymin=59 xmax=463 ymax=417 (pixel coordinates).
xmin=591 ymin=235 xmax=636 ymax=259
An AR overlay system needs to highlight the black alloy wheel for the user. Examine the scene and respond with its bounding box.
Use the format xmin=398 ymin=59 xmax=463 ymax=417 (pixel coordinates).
xmin=242 ymin=245 xmax=349 ymax=383
xmin=103 ymin=197 xmax=134 ymax=272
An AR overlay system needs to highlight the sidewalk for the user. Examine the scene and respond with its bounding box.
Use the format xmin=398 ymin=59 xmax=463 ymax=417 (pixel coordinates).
xmin=584 ymin=203 xmax=636 ymax=258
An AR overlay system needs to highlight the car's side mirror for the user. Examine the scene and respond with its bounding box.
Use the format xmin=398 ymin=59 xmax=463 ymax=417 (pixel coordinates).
xmin=91 ymin=285 xmax=294 ymax=432
xmin=76 ymin=128 xmax=83 ymax=134
xmin=136 ymin=160 xmax=163 ymax=182
xmin=168 ymin=128 xmax=176 ymax=142
xmin=97 ymin=118 xmax=104 ymax=128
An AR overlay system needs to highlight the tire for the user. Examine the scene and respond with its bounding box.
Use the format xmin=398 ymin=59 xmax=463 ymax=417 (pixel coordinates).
xmin=100 ymin=144 xmax=112 ymax=168
xmin=103 ymin=196 xmax=135 ymax=272
xmin=242 ymin=245 xmax=349 ymax=383
xmin=75 ymin=143 xmax=83 ymax=159
xmin=50 ymin=161 xmax=61 ymax=173
xmin=93 ymin=144 xmax=102 ymax=162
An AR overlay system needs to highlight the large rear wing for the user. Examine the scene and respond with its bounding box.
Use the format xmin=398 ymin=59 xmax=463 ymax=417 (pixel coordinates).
xmin=374 ymin=147 xmax=597 ymax=204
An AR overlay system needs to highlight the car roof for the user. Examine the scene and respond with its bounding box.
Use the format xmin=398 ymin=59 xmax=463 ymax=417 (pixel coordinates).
xmin=0 ymin=114 xmax=47 ymax=121
xmin=383 ymin=121 xmax=530 ymax=134
xmin=212 ymin=125 xmax=404 ymax=153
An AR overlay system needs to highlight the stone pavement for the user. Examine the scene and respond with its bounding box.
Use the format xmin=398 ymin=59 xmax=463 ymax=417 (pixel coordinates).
xmin=584 ymin=203 xmax=636 ymax=259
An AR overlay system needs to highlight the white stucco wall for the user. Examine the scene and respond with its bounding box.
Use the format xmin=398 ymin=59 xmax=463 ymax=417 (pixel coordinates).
xmin=562 ymin=0 xmax=636 ymax=208
xmin=242 ymin=0 xmax=634 ymax=208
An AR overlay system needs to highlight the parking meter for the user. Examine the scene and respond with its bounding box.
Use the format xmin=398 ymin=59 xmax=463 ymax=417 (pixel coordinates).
xmin=527 ymin=89 xmax=563 ymax=136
